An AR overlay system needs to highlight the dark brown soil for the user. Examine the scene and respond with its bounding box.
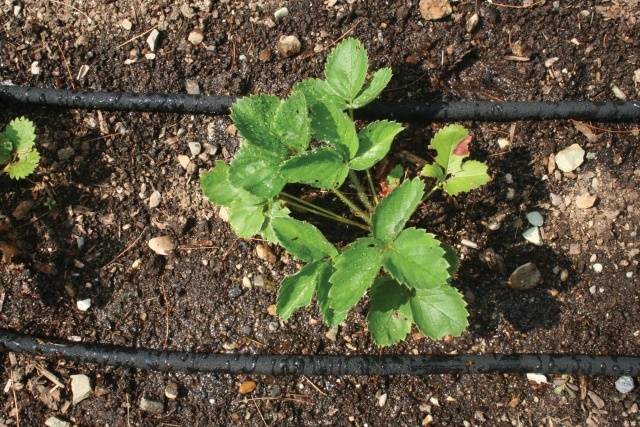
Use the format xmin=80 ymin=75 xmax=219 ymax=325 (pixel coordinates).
xmin=1 ymin=0 xmax=640 ymax=425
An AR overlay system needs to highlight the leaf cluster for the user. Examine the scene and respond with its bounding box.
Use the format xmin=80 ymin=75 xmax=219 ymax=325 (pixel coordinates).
xmin=200 ymin=38 xmax=491 ymax=346
xmin=0 ymin=117 xmax=40 ymax=180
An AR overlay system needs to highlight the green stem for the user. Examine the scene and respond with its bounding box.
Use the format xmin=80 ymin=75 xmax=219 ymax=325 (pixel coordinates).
xmin=281 ymin=192 xmax=341 ymax=220
xmin=332 ymin=188 xmax=371 ymax=224
xmin=282 ymin=198 xmax=369 ymax=231
xmin=422 ymin=184 xmax=440 ymax=202
xmin=348 ymin=170 xmax=373 ymax=211
xmin=365 ymin=169 xmax=379 ymax=205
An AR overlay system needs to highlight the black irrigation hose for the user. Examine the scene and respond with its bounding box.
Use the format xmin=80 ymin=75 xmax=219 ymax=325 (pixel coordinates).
xmin=1 ymin=330 xmax=639 ymax=376
xmin=2 ymin=85 xmax=640 ymax=122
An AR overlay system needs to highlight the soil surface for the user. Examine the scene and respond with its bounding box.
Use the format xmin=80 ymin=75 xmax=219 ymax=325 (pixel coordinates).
xmin=1 ymin=0 xmax=640 ymax=425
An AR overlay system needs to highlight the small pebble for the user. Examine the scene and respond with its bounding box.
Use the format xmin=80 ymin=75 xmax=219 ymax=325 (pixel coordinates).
xmin=277 ymin=35 xmax=301 ymax=58
xmin=139 ymin=396 xmax=164 ymax=414
xmin=177 ymin=155 xmax=191 ymax=170
xmin=147 ymin=29 xmax=160 ymax=51
xmin=70 ymin=374 xmax=92 ymax=404
xmin=526 ymin=373 xmax=548 ymax=384
xmin=239 ymin=381 xmax=257 ymax=394
xmin=627 ymin=272 xmax=634 ymax=279
xmin=188 ymin=142 xmax=202 ymax=156
xmin=228 ymin=287 xmax=242 ymax=298
xmin=419 ymin=0 xmax=452 ymax=20
xmin=149 ymin=191 xmax=161 ymax=208
xmin=188 ymin=29 xmax=204 ymax=45
xmin=555 ymin=144 xmax=585 ymax=173
xmin=575 ymin=193 xmax=597 ymax=209
xmin=592 ymin=263 xmax=603 ymax=273
xmin=165 ymin=382 xmax=179 ymax=400
xmin=218 ymin=206 xmax=230 ymax=222
xmin=268 ymin=321 xmax=279 ymax=332
xmin=255 ymin=244 xmax=277 ymax=264
xmin=76 ymin=298 xmax=91 ymax=312
xmin=615 ymin=376 xmax=635 ymax=394
xmin=497 ymin=138 xmax=510 ymax=149
xmin=526 ymin=211 xmax=544 ymax=227
xmin=465 ymin=13 xmax=479 ymax=33
xmin=509 ymin=262 xmax=542 ymax=291
xmin=45 ymin=417 xmax=71 ymax=427
xmin=185 ymin=79 xmax=200 ymax=95
xmin=148 ymin=236 xmax=175 ymax=256
xmin=120 ymin=19 xmax=132 ymax=31
xmin=522 ymin=227 xmax=542 ymax=246
xmin=461 ymin=239 xmax=478 ymax=249
xmin=274 ymin=7 xmax=289 ymax=20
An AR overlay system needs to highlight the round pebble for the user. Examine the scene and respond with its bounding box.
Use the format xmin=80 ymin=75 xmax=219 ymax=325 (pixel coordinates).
xmin=592 ymin=263 xmax=603 ymax=273
xmin=615 ymin=376 xmax=635 ymax=394
xmin=228 ymin=287 xmax=242 ymax=298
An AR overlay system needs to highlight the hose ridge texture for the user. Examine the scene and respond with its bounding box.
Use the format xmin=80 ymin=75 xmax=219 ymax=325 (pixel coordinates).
xmin=2 ymin=85 xmax=640 ymax=122
xmin=1 ymin=330 xmax=639 ymax=376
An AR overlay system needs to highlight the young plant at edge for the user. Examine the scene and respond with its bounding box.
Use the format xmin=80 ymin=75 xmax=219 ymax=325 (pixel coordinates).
xmin=0 ymin=117 xmax=39 ymax=180
xmin=200 ymin=38 xmax=491 ymax=347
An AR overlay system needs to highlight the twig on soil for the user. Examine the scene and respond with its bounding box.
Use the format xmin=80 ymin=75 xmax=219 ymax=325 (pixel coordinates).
xmin=9 ymin=369 xmax=20 ymax=427
xmin=125 ymin=393 xmax=131 ymax=427
xmin=253 ymin=400 xmax=269 ymax=427
xmin=32 ymin=362 xmax=65 ymax=389
xmin=49 ymin=0 xmax=93 ymax=23
xmin=300 ymin=19 xmax=362 ymax=59
xmin=101 ymin=227 xmax=147 ymax=269
xmin=232 ymin=395 xmax=312 ymax=405
xmin=489 ymin=0 xmax=546 ymax=8
xmin=302 ymin=376 xmax=327 ymax=396
xmin=116 ymin=26 xmax=158 ymax=50
xmin=572 ymin=121 xmax=640 ymax=135
xmin=54 ymin=37 xmax=76 ymax=90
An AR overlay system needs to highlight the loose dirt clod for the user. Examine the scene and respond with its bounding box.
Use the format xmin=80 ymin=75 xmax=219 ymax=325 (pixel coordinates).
xmin=188 ymin=29 xmax=204 ymax=45
xmin=239 ymin=380 xmax=257 ymax=394
xmin=419 ymin=0 xmax=452 ymax=20
xmin=277 ymin=35 xmax=301 ymax=58
xmin=575 ymin=193 xmax=597 ymax=209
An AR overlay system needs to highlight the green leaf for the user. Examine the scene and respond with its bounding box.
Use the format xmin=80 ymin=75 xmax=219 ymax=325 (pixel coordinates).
xmin=316 ymin=264 xmax=349 ymax=326
xmin=260 ymin=201 xmax=291 ymax=244
xmin=0 ymin=134 xmax=12 ymax=165
xmin=429 ymin=124 xmax=470 ymax=175
xmin=372 ymin=177 xmax=424 ymax=242
xmin=271 ymin=217 xmax=337 ymax=262
xmin=410 ymin=286 xmax=469 ymax=340
xmin=324 ymin=38 xmax=368 ymax=102
xmin=386 ymin=164 xmax=403 ymax=186
xmin=350 ymin=120 xmax=404 ymax=170
xmin=228 ymin=199 xmax=266 ymax=238
xmin=5 ymin=150 xmax=40 ymax=180
xmin=351 ymin=67 xmax=392 ymax=109
xmin=280 ymin=148 xmax=349 ymax=189
xmin=230 ymin=144 xmax=286 ymax=198
xmin=294 ymin=78 xmax=345 ymax=110
xmin=421 ymin=163 xmax=444 ymax=181
xmin=4 ymin=117 xmax=36 ymax=153
xmin=366 ymin=276 xmax=413 ymax=347
xmin=383 ymin=228 xmax=450 ymax=290
xmin=441 ymin=243 xmax=460 ymax=277
xmin=308 ymin=100 xmax=358 ymax=159
xmin=230 ymin=95 xmax=288 ymax=157
xmin=277 ymin=260 xmax=331 ymax=320
xmin=328 ymin=238 xmax=384 ymax=314
xmin=442 ymin=160 xmax=491 ymax=196
xmin=200 ymin=161 xmax=247 ymax=206
xmin=274 ymin=90 xmax=311 ymax=152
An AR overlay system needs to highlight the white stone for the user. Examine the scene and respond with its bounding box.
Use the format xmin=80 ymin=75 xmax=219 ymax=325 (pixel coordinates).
xmin=188 ymin=142 xmax=202 ymax=156
xmin=147 ymin=29 xmax=160 ymax=51
xmin=592 ymin=263 xmax=603 ymax=273
xmin=30 ymin=61 xmax=40 ymax=75
xmin=522 ymin=227 xmax=542 ymax=246
xmin=188 ymin=29 xmax=204 ymax=45
xmin=45 ymin=417 xmax=71 ymax=427
xmin=120 ymin=19 xmax=132 ymax=31
xmin=461 ymin=239 xmax=478 ymax=249
xmin=185 ymin=79 xmax=200 ymax=95
xmin=70 ymin=374 xmax=92 ymax=404
xmin=615 ymin=376 xmax=635 ymax=394
xmin=148 ymin=191 xmax=161 ymax=208
xmin=218 ymin=206 xmax=230 ymax=222
xmin=277 ymin=35 xmax=301 ymax=58
xmin=526 ymin=373 xmax=548 ymax=384
xmin=76 ymin=299 xmax=91 ymax=312
xmin=497 ymin=138 xmax=510 ymax=149
xmin=274 ymin=7 xmax=289 ymax=20
xmin=526 ymin=211 xmax=544 ymax=227
xmin=555 ymin=144 xmax=585 ymax=173
xmin=612 ymin=84 xmax=627 ymax=101
xmin=177 ymin=155 xmax=191 ymax=170
xmin=148 ymin=236 xmax=175 ymax=256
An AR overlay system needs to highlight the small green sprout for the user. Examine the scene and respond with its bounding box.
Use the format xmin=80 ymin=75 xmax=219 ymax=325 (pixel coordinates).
xmin=200 ymin=38 xmax=491 ymax=347
xmin=0 ymin=117 xmax=39 ymax=180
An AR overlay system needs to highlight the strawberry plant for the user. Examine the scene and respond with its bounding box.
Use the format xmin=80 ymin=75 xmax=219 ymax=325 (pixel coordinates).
xmin=0 ymin=117 xmax=39 ymax=180
xmin=201 ymin=38 xmax=491 ymax=346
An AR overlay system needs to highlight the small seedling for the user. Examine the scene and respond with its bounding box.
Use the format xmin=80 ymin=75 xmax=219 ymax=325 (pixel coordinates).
xmin=201 ymin=38 xmax=491 ymax=346
xmin=0 ymin=117 xmax=39 ymax=180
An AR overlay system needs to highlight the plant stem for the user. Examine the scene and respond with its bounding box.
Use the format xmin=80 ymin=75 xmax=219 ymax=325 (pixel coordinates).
xmin=365 ymin=169 xmax=379 ymax=205
xmin=332 ymin=188 xmax=371 ymax=224
xmin=348 ymin=170 xmax=373 ymax=211
xmin=422 ymin=184 xmax=440 ymax=202
xmin=282 ymin=198 xmax=369 ymax=231
xmin=281 ymin=192 xmax=341 ymax=220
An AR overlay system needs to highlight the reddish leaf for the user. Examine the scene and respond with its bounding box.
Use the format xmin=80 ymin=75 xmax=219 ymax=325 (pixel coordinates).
xmin=453 ymin=135 xmax=473 ymax=156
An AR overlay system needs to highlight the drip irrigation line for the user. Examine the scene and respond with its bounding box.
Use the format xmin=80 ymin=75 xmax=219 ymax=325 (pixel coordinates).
xmin=1 ymin=330 xmax=639 ymax=376
xmin=2 ymin=85 xmax=639 ymax=122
